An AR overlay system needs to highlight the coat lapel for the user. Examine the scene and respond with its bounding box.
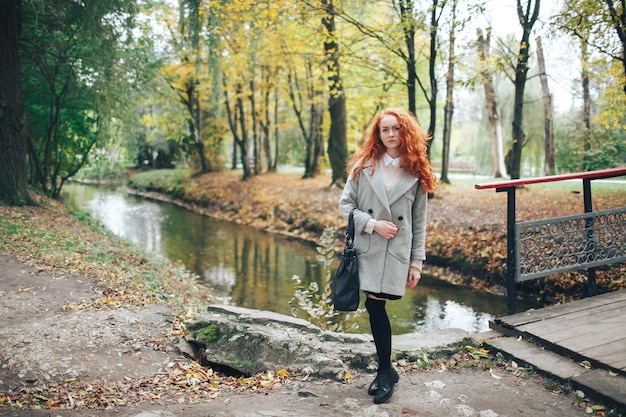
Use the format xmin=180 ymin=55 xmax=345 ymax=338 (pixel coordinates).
xmin=387 ymin=171 xmax=418 ymax=205
xmin=363 ymin=164 xmax=391 ymax=213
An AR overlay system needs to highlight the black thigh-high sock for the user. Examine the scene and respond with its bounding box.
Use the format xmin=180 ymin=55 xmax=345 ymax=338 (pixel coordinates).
xmin=365 ymin=297 xmax=392 ymax=372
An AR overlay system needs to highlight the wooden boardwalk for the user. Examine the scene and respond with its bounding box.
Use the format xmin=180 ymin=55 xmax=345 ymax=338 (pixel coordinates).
xmin=490 ymin=289 xmax=626 ymax=374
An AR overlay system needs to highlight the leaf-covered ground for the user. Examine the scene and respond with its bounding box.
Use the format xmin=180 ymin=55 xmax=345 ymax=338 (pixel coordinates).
xmin=0 ymin=172 xmax=624 ymax=415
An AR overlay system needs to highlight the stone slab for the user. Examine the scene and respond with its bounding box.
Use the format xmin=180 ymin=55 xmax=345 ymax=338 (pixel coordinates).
xmin=486 ymin=336 xmax=626 ymax=409
xmin=485 ymin=336 xmax=585 ymax=380
xmin=572 ymin=368 xmax=626 ymax=408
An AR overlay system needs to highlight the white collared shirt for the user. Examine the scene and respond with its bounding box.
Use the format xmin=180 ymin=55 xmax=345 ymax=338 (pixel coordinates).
xmin=383 ymin=152 xmax=401 ymax=167
xmin=381 ymin=153 xmax=402 ymax=196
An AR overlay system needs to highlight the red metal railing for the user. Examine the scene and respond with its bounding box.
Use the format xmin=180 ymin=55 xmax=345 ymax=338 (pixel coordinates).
xmin=476 ymin=167 xmax=626 ymax=314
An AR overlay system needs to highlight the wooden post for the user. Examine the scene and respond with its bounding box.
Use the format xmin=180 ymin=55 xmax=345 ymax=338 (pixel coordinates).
xmin=497 ymin=186 xmax=518 ymax=315
xmin=583 ymin=178 xmax=597 ymax=296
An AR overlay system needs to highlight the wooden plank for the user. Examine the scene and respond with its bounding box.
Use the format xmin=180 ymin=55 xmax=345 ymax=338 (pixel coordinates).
xmin=581 ymin=337 xmax=626 ymax=359
xmin=541 ymin=321 xmax=626 ymax=352
xmin=512 ymin=328 xmax=626 ymax=372
xmin=517 ymin=310 xmax=624 ymax=335
xmin=495 ymin=290 xmax=626 ymax=328
xmin=491 ymin=290 xmax=626 ymax=374
xmin=605 ymin=356 xmax=626 ymax=372
xmin=538 ymin=314 xmax=625 ymax=342
xmin=517 ymin=302 xmax=626 ymax=336
xmin=580 ymin=339 xmax=626 ymax=370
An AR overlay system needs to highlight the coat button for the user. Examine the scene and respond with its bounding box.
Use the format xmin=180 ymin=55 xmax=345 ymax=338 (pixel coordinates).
xmin=368 ymin=209 xmax=373 ymax=214
xmin=398 ymin=216 xmax=404 ymax=221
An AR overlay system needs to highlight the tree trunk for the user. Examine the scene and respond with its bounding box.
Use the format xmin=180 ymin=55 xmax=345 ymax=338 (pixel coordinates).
xmin=287 ymin=60 xmax=324 ymax=179
xmin=272 ymin=92 xmax=279 ymax=172
xmin=427 ymin=0 xmax=441 ymax=154
xmin=581 ymin=37 xmax=592 ymax=171
xmin=477 ymin=28 xmax=507 ymax=178
xmin=441 ymin=0 xmax=457 ymax=184
xmin=536 ymin=37 xmax=555 ymax=176
xmin=231 ymin=133 xmax=238 ymax=170
xmin=224 ymin=80 xmax=250 ymax=181
xmin=604 ymin=0 xmax=626 ymax=94
xmin=581 ymin=38 xmax=591 ymax=130
xmin=309 ymin=92 xmax=324 ymax=178
xmin=249 ymin=80 xmax=260 ymax=175
xmin=186 ymin=81 xmax=209 ymax=173
xmin=510 ymin=0 xmax=540 ymax=180
xmin=321 ymin=0 xmax=348 ymax=187
xmin=236 ymin=85 xmax=250 ymax=181
xmin=398 ymin=0 xmax=417 ymax=115
xmin=261 ymin=68 xmax=274 ymax=172
xmin=0 ymin=0 xmax=31 ymax=205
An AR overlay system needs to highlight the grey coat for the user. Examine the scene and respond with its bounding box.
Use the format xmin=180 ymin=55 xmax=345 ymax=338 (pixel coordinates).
xmin=338 ymin=161 xmax=428 ymax=297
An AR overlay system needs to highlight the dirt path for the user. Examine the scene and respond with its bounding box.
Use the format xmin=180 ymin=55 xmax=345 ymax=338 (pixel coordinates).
xmin=0 ymin=254 xmax=178 ymax=388
xmin=0 ymin=254 xmax=590 ymax=416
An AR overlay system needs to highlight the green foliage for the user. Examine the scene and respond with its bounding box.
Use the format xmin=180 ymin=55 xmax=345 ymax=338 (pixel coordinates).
xmin=127 ymin=169 xmax=189 ymax=195
xmin=290 ymin=226 xmax=361 ymax=332
xmin=74 ymin=151 xmax=127 ymax=183
xmin=555 ymin=125 xmax=626 ymax=173
xmin=20 ymin=0 xmax=140 ymax=198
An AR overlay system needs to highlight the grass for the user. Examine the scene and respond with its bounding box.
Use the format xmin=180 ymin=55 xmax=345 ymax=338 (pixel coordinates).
xmin=0 ymin=197 xmax=213 ymax=310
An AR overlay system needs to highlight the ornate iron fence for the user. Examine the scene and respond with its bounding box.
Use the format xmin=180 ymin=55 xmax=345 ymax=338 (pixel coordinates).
xmin=516 ymin=207 xmax=626 ymax=282
xmin=476 ymin=167 xmax=626 ymax=314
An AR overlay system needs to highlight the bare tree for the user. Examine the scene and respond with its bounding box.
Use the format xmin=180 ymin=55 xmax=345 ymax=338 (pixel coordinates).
xmin=477 ymin=28 xmax=507 ymax=178
xmin=426 ymin=0 xmax=447 ymax=152
xmin=287 ymin=59 xmax=325 ymax=179
xmin=509 ymin=0 xmax=540 ymax=179
xmin=224 ymin=81 xmax=251 ymax=181
xmin=441 ymin=0 xmax=457 ymax=184
xmin=536 ymin=37 xmax=555 ymax=175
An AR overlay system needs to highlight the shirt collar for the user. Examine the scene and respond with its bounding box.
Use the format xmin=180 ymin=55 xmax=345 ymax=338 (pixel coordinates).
xmin=383 ymin=153 xmax=401 ymax=167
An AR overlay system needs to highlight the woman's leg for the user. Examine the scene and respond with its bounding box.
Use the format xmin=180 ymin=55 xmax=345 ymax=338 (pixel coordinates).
xmin=365 ymin=295 xmax=398 ymax=403
xmin=365 ymin=296 xmax=391 ymax=372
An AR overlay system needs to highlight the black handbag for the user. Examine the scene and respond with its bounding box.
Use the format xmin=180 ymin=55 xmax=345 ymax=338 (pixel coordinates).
xmin=333 ymin=209 xmax=360 ymax=311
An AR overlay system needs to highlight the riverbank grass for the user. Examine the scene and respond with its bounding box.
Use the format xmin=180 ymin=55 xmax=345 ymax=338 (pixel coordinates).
xmin=0 ymin=197 xmax=213 ymax=310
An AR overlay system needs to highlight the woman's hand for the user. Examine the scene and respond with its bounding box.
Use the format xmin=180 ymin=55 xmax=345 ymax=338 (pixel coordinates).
xmin=373 ymin=220 xmax=398 ymax=239
xmin=406 ymin=266 xmax=421 ymax=288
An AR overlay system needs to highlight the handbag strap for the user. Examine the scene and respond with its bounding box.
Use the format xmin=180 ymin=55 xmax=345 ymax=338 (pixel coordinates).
xmin=346 ymin=209 xmax=355 ymax=244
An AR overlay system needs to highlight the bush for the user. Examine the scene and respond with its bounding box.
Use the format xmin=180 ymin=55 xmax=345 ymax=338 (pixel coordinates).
xmin=556 ymin=125 xmax=626 ymax=173
xmin=289 ymin=226 xmax=362 ymax=332
xmin=127 ymin=169 xmax=188 ymax=193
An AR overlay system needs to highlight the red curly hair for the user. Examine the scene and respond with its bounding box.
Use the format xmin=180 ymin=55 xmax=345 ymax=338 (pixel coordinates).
xmin=347 ymin=108 xmax=437 ymax=193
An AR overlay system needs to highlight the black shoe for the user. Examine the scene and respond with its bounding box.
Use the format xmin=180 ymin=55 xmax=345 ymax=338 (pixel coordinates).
xmin=367 ymin=376 xmax=379 ymax=396
xmin=368 ymin=367 xmax=399 ymax=396
xmin=373 ymin=368 xmax=397 ymax=404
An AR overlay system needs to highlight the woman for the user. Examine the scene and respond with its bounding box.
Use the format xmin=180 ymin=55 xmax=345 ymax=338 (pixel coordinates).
xmin=338 ymin=107 xmax=437 ymax=404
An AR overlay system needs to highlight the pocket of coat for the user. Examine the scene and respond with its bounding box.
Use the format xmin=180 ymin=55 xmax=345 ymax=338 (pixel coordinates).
xmin=388 ymin=226 xmax=411 ymax=262
xmin=355 ymin=233 xmax=370 ymax=255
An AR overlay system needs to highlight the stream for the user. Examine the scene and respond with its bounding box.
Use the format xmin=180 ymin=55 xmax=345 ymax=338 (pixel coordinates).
xmin=62 ymin=183 xmax=518 ymax=335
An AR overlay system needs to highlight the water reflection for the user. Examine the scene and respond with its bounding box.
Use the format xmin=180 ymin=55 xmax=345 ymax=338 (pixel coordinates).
xmin=62 ymin=183 xmax=522 ymax=334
